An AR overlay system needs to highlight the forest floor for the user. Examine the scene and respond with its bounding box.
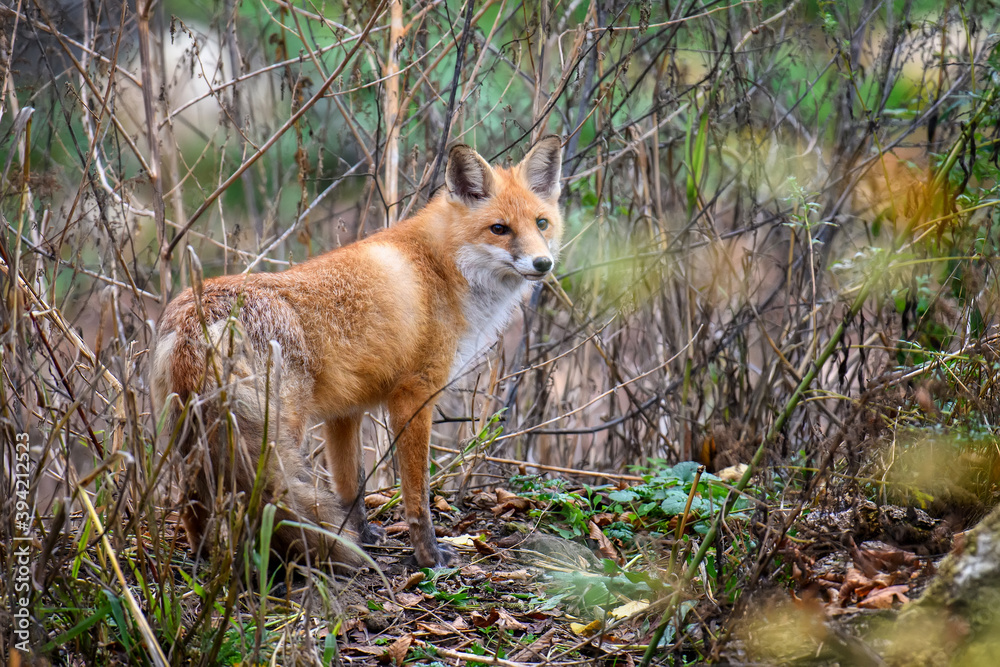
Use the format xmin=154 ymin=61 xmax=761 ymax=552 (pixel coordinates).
xmin=219 ymin=471 xmax=961 ymax=667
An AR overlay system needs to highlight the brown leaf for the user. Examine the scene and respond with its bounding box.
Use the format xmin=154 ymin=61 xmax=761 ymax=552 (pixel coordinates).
xmin=511 ymin=628 xmax=557 ymax=661
xmin=915 ymin=385 xmax=935 ymax=415
xmin=862 ymin=545 xmax=920 ymax=571
xmin=461 ymin=564 xmax=486 ymax=578
xmin=493 ymin=488 xmax=533 ymax=514
xmin=433 ymin=495 xmax=452 ymax=512
xmin=588 ymin=521 xmax=620 ymax=562
xmin=474 ymin=538 xmax=498 ymax=557
xmin=365 ymin=493 xmax=394 ymax=508
xmin=470 ymin=608 xmax=500 ymax=628
xmin=858 ymin=585 xmax=910 ymax=609
xmin=415 ymin=622 xmax=454 ymax=636
xmin=592 ymin=512 xmax=616 ymax=527
xmin=839 ymin=568 xmax=874 ymax=603
xmin=452 ymin=512 xmax=478 ymax=534
xmin=495 ymin=488 xmax=520 ymax=503
xmin=494 ymin=608 xmax=528 ymax=632
xmin=396 ymin=592 xmax=423 ymax=607
xmin=381 ymin=635 xmax=413 ymax=666
xmin=497 ymin=532 xmax=526 ymax=548
xmin=470 ymin=490 xmax=498 ymax=508
xmin=399 ymin=571 xmax=425 ymax=591
xmin=492 ymin=498 xmax=532 ymax=515
xmin=385 ymin=522 xmax=409 ymax=536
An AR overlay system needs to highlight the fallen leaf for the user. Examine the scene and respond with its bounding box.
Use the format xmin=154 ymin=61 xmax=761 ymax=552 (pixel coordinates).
xmin=396 ymin=592 xmax=423 ymax=607
xmin=365 ymin=493 xmax=394 ymax=508
xmin=497 ymin=532 xmax=527 ymax=548
xmin=718 ymin=463 xmax=749 ymax=482
xmin=399 ymin=571 xmax=425 ymax=591
xmin=440 ymin=534 xmax=475 ymax=547
xmin=385 ymin=522 xmax=409 ymax=536
xmin=495 ymin=488 xmax=520 ymax=503
xmin=588 ymin=521 xmax=620 ymax=562
xmin=461 ymin=564 xmax=486 ymax=578
xmin=915 ymin=385 xmax=935 ymax=415
xmin=470 ymin=490 xmax=498 ymax=508
xmin=609 ymin=599 xmax=650 ymax=620
xmin=381 ymin=634 xmax=412 ymax=666
xmin=858 ymin=585 xmax=910 ymax=609
xmin=492 ymin=488 xmax=532 ymax=515
xmin=861 ymin=544 xmax=920 ymax=571
xmin=592 ymin=512 xmax=616 ymax=527
xmin=511 ymin=628 xmax=557 ymax=661
xmin=491 ymin=569 xmax=530 ymax=581
xmin=570 ymin=619 xmax=603 ymax=637
xmin=495 ymin=607 xmax=527 ymax=632
xmin=471 ymin=608 xmax=500 ymax=628
xmin=416 ymin=622 xmax=454 ymax=636
xmin=433 ymin=495 xmax=452 ymax=512
xmin=839 ymin=567 xmax=874 ymax=603
xmin=452 ymin=512 xmax=478 ymax=534
xmin=474 ymin=538 xmax=498 ymax=557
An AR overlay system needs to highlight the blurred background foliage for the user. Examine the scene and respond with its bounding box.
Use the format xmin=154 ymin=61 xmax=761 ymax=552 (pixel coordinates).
xmin=3 ymin=0 xmax=1000 ymax=662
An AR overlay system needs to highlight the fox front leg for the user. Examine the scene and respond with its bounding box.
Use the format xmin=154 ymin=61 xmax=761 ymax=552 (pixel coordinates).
xmin=389 ymin=381 xmax=454 ymax=568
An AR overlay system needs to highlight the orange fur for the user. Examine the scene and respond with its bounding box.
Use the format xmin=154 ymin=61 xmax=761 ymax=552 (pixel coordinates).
xmin=150 ymin=137 xmax=564 ymax=568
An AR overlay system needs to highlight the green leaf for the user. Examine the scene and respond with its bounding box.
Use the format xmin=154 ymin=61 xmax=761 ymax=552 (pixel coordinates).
xmin=259 ymin=503 xmax=276 ymax=599
xmin=660 ymin=488 xmax=690 ymax=516
xmin=105 ymin=590 xmax=134 ymax=654
xmin=671 ymin=461 xmax=701 ymax=483
xmin=608 ymin=488 xmax=639 ymax=503
xmin=39 ymin=601 xmax=112 ymax=653
xmin=323 ymin=620 xmax=340 ymax=665
xmin=638 ymin=501 xmax=659 ymax=516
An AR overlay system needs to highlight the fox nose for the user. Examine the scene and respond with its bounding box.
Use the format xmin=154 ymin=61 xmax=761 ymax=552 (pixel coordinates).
xmin=533 ymin=256 xmax=553 ymax=273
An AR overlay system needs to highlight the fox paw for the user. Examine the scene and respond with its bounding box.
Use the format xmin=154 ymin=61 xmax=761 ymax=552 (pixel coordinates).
xmin=407 ymin=541 xmax=456 ymax=568
xmin=360 ymin=521 xmax=386 ymax=545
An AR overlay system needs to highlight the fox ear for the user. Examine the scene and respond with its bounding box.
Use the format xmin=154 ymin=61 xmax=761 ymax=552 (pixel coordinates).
xmin=520 ymin=135 xmax=562 ymax=201
xmin=445 ymin=144 xmax=495 ymax=206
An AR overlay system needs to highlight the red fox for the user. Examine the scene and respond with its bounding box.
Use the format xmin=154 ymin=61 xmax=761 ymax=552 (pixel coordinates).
xmin=150 ymin=136 xmax=563 ymax=568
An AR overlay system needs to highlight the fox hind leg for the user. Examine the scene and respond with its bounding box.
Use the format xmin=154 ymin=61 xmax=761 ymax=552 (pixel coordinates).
xmin=324 ymin=415 xmax=385 ymax=545
xmin=181 ymin=499 xmax=210 ymax=557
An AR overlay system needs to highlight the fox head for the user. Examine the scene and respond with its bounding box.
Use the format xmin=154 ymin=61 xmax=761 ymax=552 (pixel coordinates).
xmin=444 ymin=135 xmax=564 ymax=288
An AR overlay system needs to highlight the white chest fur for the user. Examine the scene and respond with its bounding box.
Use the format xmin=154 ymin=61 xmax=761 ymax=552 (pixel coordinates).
xmin=452 ymin=245 xmax=532 ymax=378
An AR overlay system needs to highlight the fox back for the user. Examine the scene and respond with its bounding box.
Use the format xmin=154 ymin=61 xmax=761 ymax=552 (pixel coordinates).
xmin=150 ymin=136 xmax=564 ymax=568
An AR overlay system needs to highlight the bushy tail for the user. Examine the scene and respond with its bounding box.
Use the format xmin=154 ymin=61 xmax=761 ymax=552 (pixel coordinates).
xmin=151 ymin=321 xmax=363 ymax=570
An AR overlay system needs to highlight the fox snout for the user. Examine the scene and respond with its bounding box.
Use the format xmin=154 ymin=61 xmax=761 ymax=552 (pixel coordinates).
xmin=533 ymin=256 xmax=553 ymax=272
xmin=513 ymin=252 xmax=554 ymax=280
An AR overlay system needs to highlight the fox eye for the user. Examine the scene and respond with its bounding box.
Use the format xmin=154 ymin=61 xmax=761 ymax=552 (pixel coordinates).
xmin=490 ymin=223 xmax=509 ymax=235
xmin=536 ymin=218 xmax=549 ymax=231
